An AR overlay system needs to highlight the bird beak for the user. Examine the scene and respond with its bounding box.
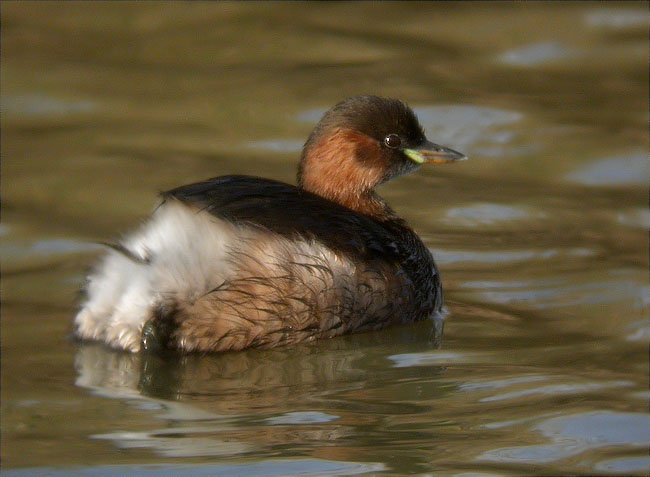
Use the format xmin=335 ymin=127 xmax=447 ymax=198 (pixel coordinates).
xmin=403 ymin=140 xmax=467 ymax=164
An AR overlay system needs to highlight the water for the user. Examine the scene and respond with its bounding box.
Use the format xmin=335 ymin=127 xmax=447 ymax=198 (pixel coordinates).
xmin=1 ymin=3 xmax=648 ymax=475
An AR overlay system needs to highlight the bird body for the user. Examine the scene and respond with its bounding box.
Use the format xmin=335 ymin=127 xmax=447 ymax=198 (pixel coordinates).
xmin=74 ymin=96 xmax=465 ymax=353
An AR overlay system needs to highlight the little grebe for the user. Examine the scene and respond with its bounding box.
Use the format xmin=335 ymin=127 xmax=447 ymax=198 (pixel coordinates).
xmin=74 ymin=95 xmax=466 ymax=353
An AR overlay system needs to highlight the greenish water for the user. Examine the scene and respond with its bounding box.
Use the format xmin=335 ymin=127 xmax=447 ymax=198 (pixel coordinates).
xmin=1 ymin=2 xmax=648 ymax=475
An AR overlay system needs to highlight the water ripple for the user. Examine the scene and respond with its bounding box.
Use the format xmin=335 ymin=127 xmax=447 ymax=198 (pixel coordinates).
xmin=388 ymin=351 xmax=488 ymax=368
xmin=617 ymin=208 xmax=650 ymax=229
xmin=2 ymin=94 xmax=96 ymax=117
xmin=466 ymin=278 xmax=648 ymax=310
xmin=265 ymin=411 xmax=339 ymax=425
xmin=479 ymin=381 xmax=633 ymax=403
xmin=1 ymin=239 xmax=103 ymax=260
xmin=246 ymin=139 xmax=304 ymax=153
xmin=434 ymin=247 xmax=594 ymax=265
xmin=2 ymin=460 xmax=385 ymax=477
xmin=565 ymin=153 xmax=648 ymax=186
xmin=595 ymin=456 xmax=650 ymax=474
xmin=443 ymin=203 xmax=545 ymax=227
xmin=478 ymin=411 xmax=650 ymax=465
xmin=498 ymin=41 xmax=576 ymax=66
xmin=585 ymin=8 xmax=648 ymax=29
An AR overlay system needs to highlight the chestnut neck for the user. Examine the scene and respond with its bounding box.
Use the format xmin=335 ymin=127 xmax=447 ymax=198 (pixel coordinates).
xmin=297 ymin=128 xmax=397 ymax=220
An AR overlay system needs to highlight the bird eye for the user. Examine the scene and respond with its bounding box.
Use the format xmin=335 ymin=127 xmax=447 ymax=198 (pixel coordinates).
xmin=384 ymin=134 xmax=401 ymax=149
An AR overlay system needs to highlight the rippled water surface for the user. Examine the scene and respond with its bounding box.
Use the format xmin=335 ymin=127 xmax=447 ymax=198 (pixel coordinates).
xmin=2 ymin=3 xmax=648 ymax=475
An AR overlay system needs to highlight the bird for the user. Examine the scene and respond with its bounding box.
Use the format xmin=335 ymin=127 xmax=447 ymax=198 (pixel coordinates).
xmin=74 ymin=95 xmax=466 ymax=353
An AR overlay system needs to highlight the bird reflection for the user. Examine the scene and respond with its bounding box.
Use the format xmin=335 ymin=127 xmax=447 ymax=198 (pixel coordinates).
xmin=73 ymin=318 xmax=444 ymax=460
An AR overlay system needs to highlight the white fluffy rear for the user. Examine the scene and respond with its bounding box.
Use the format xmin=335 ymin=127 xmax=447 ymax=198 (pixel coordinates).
xmin=76 ymin=202 xmax=242 ymax=351
xmin=74 ymin=201 xmax=363 ymax=352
